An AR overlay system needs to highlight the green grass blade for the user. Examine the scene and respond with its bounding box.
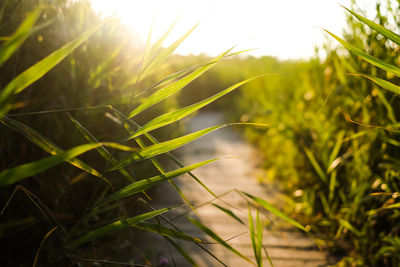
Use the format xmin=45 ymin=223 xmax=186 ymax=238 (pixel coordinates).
xmin=188 ymin=217 xmax=254 ymax=264
xmin=249 ymin=207 xmax=264 ymax=267
xmin=134 ymin=134 xmax=195 ymax=209
xmin=1 ymin=117 xmax=105 ymax=179
xmin=0 ymin=7 xmax=41 ymax=66
xmin=338 ymin=219 xmax=363 ymax=237
xmin=129 ymin=75 xmax=263 ymax=139
xmin=67 ymin=114 xmax=136 ymax=182
xmin=342 ymin=5 xmax=400 ymax=45
xmin=328 ymin=171 xmax=337 ymax=202
xmin=255 ymin=210 xmax=263 ymax=267
xmin=376 ymin=88 xmax=397 ymax=124
xmin=99 ymin=159 xmax=217 ymax=204
xmin=111 ymin=125 xmax=224 ymax=170
xmin=139 ymin=48 xmax=253 ymax=96
xmin=128 ymin=48 xmax=232 ymax=118
xmin=142 ymin=131 xmax=221 ymax=204
xmin=248 ymin=207 xmax=257 ymax=264
xmin=328 ymin=130 xmax=345 ymax=167
xmin=304 ymin=147 xmax=328 ymax=183
xmin=137 ymin=48 xmax=252 ymax=99
xmin=243 ymin=192 xmax=306 ymax=231
xmin=212 ymin=203 xmax=245 ymax=225
xmin=0 ymin=18 xmax=109 ymax=115
xmin=141 ymin=22 xmax=198 ymax=79
xmin=325 ymin=30 xmax=400 ymax=77
xmin=135 ymin=64 xmax=199 ymax=98
xmin=350 ymin=73 xmax=400 ymax=95
xmin=133 ymin=222 xmax=202 ymax=243
xmin=0 ymin=142 xmax=135 ymax=187
xmin=165 ymin=236 xmax=199 ymax=266
xmin=142 ymin=17 xmax=178 ymax=70
xmin=66 ymin=207 xmax=175 ymax=247
xmin=0 ymin=143 xmax=101 ymax=187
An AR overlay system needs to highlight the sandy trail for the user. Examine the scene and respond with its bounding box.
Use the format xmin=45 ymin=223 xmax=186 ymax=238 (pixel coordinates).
xmin=145 ymin=112 xmax=329 ymax=266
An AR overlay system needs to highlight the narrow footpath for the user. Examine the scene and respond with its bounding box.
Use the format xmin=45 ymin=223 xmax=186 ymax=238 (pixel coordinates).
xmin=148 ymin=112 xmax=330 ymax=267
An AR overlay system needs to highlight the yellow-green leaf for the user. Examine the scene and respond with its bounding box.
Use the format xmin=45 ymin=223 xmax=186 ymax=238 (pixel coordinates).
xmin=100 ymin=159 xmax=217 ymax=204
xmin=0 ymin=18 xmax=109 ymax=116
xmin=1 ymin=117 xmax=105 ymax=179
xmin=243 ymin=192 xmax=306 ymax=231
xmin=66 ymin=207 xmax=175 ymax=247
xmin=325 ymin=30 xmax=400 ymax=77
xmin=128 ymin=48 xmax=232 ymax=118
xmin=129 ymin=75 xmax=263 ymax=139
xmin=342 ymin=5 xmax=400 ymax=45
xmin=111 ymin=125 xmax=225 ymax=170
xmin=0 ymin=8 xmax=41 ymax=66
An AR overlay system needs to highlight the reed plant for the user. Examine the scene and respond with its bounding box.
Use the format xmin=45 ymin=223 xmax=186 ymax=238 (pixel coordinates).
xmin=0 ymin=1 xmax=303 ymax=266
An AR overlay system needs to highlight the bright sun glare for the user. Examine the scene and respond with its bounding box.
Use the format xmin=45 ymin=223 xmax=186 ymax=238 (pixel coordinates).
xmin=91 ymin=0 xmax=380 ymax=60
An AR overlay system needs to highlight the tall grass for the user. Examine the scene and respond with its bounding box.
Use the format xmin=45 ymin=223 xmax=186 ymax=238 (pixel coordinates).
xmin=209 ymin=2 xmax=400 ymax=266
xmin=0 ymin=1 xmax=296 ymax=266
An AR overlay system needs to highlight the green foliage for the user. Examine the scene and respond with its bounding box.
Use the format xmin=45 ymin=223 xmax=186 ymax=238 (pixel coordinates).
xmin=217 ymin=2 xmax=400 ymax=266
xmin=0 ymin=1 xmax=282 ymax=266
xmin=98 ymin=159 xmax=218 ymax=205
xmin=243 ymin=192 xmax=307 ymax=231
xmin=66 ymin=207 xmax=175 ymax=248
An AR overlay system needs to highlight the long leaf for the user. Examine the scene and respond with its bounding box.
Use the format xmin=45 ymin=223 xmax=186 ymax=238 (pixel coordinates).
xmin=255 ymin=210 xmax=264 ymax=267
xmin=243 ymin=192 xmax=307 ymax=231
xmin=66 ymin=207 xmax=175 ymax=247
xmin=0 ymin=142 xmax=135 ymax=187
xmin=129 ymin=75 xmax=263 ymax=139
xmin=133 ymin=222 xmax=202 ymax=243
xmin=138 ymin=48 xmax=256 ymax=99
xmin=141 ymin=22 xmax=198 ymax=79
xmin=325 ymin=30 xmax=400 ymax=77
xmin=248 ymin=207 xmax=258 ymax=265
xmin=342 ymin=5 xmax=400 ymax=45
xmin=1 ymin=117 xmax=105 ymax=180
xmin=128 ymin=48 xmax=232 ymax=118
xmin=188 ymin=217 xmax=254 ymax=264
xmin=213 ymin=203 xmax=245 ymax=225
xmin=350 ymin=73 xmax=400 ymax=95
xmin=328 ymin=130 xmax=345 ymax=167
xmin=0 ymin=143 xmax=101 ymax=187
xmin=111 ymin=125 xmax=224 ymax=170
xmin=142 ymin=17 xmax=178 ymax=71
xmin=304 ymin=147 xmax=328 ymax=183
xmin=67 ymin=114 xmax=135 ymax=182
xmin=0 ymin=8 xmax=41 ymax=66
xmin=0 ymin=18 xmax=109 ymax=116
xmin=338 ymin=219 xmax=363 ymax=237
xmin=100 ymin=159 xmax=217 ymax=204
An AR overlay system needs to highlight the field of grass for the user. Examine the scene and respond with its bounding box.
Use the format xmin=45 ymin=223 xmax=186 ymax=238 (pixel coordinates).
xmin=1 ymin=0 xmax=400 ymax=266
xmin=198 ymin=2 xmax=400 ymax=266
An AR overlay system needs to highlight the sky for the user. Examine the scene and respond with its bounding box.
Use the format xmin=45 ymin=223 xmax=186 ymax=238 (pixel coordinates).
xmin=91 ymin=0 xmax=383 ymax=60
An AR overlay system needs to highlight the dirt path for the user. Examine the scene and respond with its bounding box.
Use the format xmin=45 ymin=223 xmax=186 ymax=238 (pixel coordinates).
xmin=146 ymin=112 xmax=330 ymax=266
